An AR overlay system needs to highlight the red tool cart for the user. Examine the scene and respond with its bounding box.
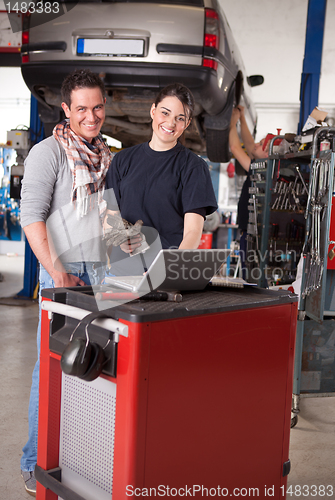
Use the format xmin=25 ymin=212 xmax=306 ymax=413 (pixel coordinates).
xmin=35 ymin=285 xmax=297 ymax=500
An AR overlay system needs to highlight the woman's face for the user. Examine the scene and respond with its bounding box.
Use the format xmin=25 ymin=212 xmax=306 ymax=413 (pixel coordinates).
xmin=150 ymin=95 xmax=190 ymax=150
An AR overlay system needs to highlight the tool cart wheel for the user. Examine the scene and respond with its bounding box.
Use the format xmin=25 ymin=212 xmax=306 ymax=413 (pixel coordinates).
xmin=291 ymin=415 xmax=298 ymax=428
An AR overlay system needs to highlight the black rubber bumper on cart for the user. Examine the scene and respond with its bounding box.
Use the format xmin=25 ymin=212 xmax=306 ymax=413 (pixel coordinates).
xmin=35 ymin=465 xmax=86 ymax=500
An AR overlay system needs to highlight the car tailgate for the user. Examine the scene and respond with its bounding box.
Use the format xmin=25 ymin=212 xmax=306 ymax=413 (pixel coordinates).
xmin=27 ymin=2 xmax=205 ymax=66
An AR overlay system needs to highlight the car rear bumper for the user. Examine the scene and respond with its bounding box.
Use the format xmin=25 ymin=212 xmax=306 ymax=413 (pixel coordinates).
xmin=21 ymin=61 xmax=232 ymax=116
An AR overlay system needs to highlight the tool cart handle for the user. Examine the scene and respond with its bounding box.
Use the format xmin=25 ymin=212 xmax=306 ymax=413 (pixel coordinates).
xmin=41 ymin=300 xmax=128 ymax=339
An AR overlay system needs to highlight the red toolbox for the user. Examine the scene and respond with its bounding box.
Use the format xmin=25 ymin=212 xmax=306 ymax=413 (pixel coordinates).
xmin=35 ymin=285 xmax=297 ymax=500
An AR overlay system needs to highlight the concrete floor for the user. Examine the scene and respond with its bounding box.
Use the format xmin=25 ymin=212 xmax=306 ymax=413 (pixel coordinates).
xmin=0 ymin=254 xmax=334 ymax=499
xmin=0 ymin=254 xmax=39 ymax=499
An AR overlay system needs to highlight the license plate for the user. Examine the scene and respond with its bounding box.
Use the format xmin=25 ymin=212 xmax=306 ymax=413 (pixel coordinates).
xmin=77 ymin=38 xmax=144 ymax=57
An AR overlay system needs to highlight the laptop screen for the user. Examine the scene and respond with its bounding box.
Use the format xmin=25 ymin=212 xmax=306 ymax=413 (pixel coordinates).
xmin=105 ymin=249 xmax=230 ymax=292
xmin=157 ymin=249 xmax=230 ymax=291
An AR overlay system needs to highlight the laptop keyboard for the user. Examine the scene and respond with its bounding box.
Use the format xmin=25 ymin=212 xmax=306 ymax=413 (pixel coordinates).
xmin=105 ymin=276 xmax=143 ymax=290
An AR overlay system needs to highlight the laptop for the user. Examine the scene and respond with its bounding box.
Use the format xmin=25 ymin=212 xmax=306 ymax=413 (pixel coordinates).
xmin=104 ymin=249 xmax=230 ymax=293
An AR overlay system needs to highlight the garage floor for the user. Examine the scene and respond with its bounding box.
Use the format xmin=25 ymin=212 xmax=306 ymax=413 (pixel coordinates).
xmin=0 ymin=254 xmax=334 ymax=499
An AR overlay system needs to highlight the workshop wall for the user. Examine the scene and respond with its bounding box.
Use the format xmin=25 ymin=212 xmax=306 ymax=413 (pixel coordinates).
xmin=0 ymin=67 xmax=30 ymax=144
xmin=221 ymin=0 xmax=335 ymax=140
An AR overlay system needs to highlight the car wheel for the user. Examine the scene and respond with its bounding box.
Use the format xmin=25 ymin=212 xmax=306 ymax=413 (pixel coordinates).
xmin=37 ymin=102 xmax=63 ymax=138
xmin=235 ymin=70 xmax=243 ymax=106
xmin=206 ymin=127 xmax=231 ymax=163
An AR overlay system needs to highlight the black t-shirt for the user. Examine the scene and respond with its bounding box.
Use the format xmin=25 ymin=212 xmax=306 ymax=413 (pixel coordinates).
xmin=104 ymin=141 xmax=218 ymax=249
xmin=103 ymin=141 xmax=218 ymax=275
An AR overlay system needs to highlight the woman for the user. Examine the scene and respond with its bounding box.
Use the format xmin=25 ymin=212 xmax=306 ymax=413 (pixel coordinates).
xmin=103 ymin=83 xmax=218 ymax=273
xmin=229 ymin=105 xmax=269 ymax=278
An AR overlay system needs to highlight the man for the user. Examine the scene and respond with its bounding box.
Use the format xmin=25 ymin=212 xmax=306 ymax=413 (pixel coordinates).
xmin=229 ymin=105 xmax=269 ymax=278
xmin=20 ymin=69 xmax=113 ymax=495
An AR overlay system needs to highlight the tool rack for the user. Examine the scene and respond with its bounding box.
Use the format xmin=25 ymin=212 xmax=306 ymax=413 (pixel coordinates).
xmin=246 ymin=127 xmax=335 ymax=426
xmin=246 ymin=139 xmax=310 ymax=288
xmin=292 ymin=127 xmax=335 ymax=424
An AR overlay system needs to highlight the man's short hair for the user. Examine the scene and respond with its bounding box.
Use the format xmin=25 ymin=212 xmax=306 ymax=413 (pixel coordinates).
xmin=61 ymin=69 xmax=106 ymax=108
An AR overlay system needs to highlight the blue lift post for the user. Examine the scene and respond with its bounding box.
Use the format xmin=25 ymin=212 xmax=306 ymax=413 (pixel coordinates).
xmin=292 ymin=0 xmax=327 ymax=425
xmin=18 ymin=95 xmax=44 ymax=298
xmin=298 ymin=0 xmax=327 ymax=134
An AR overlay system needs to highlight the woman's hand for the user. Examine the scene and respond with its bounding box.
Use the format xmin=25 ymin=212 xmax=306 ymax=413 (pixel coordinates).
xmin=120 ymin=234 xmax=144 ymax=254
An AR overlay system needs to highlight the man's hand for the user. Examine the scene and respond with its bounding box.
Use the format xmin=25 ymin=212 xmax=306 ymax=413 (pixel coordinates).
xmin=52 ymin=271 xmax=86 ymax=288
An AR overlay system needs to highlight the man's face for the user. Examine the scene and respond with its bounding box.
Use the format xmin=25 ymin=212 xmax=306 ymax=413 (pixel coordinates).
xmin=61 ymin=86 xmax=106 ymax=143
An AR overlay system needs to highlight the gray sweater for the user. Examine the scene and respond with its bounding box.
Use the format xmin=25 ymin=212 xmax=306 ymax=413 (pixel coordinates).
xmin=20 ymin=136 xmax=107 ymax=264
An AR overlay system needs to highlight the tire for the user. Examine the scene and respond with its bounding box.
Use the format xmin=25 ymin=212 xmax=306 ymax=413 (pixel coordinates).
xmin=206 ymin=127 xmax=231 ymax=163
xmin=291 ymin=415 xmax=298 ymax=428
xmin=38 ymin=102 xmax=63 ymax=138
xmin=235 ymin=70 xmax=243 ymax=106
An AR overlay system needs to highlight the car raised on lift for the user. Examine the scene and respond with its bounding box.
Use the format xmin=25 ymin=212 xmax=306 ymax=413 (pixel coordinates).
xmin=20 ymin=0 xmax=263 ymax=162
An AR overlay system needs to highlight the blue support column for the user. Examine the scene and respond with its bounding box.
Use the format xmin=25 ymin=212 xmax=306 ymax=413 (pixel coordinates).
xmin=18 ymin=238 xmax=39 ymax=298
xmin=18 ymin=95 xmax=44 ymax=298
xmin=298 ymin=0 xmax=327 ymax=134
xmin=29 ymin=95 xmax=45 ymax=145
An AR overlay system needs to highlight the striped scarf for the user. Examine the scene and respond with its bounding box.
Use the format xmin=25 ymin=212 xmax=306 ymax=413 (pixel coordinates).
xmin=53 ymin=119 xmax=113 ymax=219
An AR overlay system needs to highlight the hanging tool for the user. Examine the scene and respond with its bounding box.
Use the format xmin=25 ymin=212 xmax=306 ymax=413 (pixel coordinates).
xmin=295 ymin=165 xmax=308 ymax=195
xmin=302 ymin=156 xmax=330 ymax=297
